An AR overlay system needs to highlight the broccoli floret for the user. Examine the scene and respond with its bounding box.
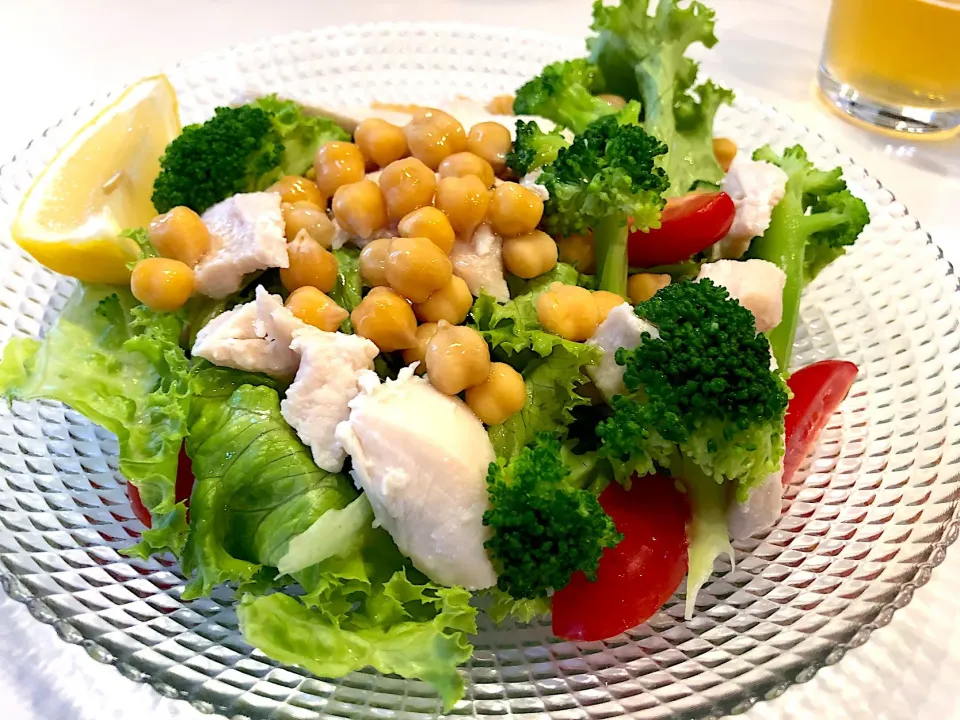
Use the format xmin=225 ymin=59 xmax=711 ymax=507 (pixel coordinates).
xmin=483 ymin=434 xmax=621 ymax=599
xmin=597 ymin=279 xmax=789 ymax=496
xmin=747 ymin=145 xmax=870 ymax=369
xmin=539 ymin=102 xmax=668 ymax=297
xmin=513 ymin=59 xmax=617 ymax=134
xmin=152 ymin=96 xmax=348 ymax=215
xmin=505 ymin=120 xmax=571 ymax=176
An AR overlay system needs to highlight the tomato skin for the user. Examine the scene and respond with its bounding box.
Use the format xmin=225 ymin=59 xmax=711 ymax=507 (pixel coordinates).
xmin=126 ymin=445 xmax=196 ymax=528
xmin=783 ymin=360 xmax=859 ymax=485
xmin=551 ymin=474 xmax=690 ymax=641
xmin=628 ymin=192 xmax=736 ymax=268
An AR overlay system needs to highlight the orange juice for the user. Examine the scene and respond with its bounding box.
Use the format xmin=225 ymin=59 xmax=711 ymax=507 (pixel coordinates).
xmin=821 ymin=0 xmax=960 ymax=110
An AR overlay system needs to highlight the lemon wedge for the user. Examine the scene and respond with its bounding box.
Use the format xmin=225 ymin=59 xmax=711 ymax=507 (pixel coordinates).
xmin=11 ymin=75 xmax=180 ymax=284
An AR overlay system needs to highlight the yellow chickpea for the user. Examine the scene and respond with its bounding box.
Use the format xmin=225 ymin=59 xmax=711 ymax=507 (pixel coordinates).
xmin=713 ymin=137 xmax=738 ymax=173
xmin=556 ymin=233 xmax=595 ymax=274
xmin=598 ymin=93 xmax=627 ymax=109
xmin=332 ymin=179 xmax=388 ymax=240
xmin=280 ymin=231 xmax=339 ymax=293
xmin=593 ymin=290 xmax=625 ymax=324
xmin=354 ymin=118 xmax=409 ymax=168
xmin=425 ymin=322 xmax=491 ymax=395
xmin=314 ymin=141 xmax=365 ymax=197
xmin=485 ymin=94 xmax=515 ymax=115
xmin=402 ymin=322 xmax=439 ymax=374
xmin=465 ymin=362 xmax=527 ymax=425
xmin=147 ymin=206 xmax=211 ymax=267
xmin=285 ymin=286 xmax=349 ymax=332
xmin=404 ymin=111 xmax=467 ymax=170
xmin=351 ymin=286 xmax=418 ymax=352
xmin=269 ymin=175 xmax=326 ymax=206
xmin=466 ymin=122 xmax=512 ymax=175
xmin=398 ymin=206 xmax=456 ymax=255
xmin=438 ymin=152 xmax=495 ymax=188
xmin=413 ymin=275 xmax=472 ymax=324
xmin=130 ymin=258 xmax=195 ymax=312
xmin=379 ymin=157 xmax=437 ymax=222
xmin=359 ymin=237 xmax=392 ymax=287
xmin=502 ymin=230 xmax=558 ymax=279
xmin=434 ymin=175 xmax=490 ymax=239
xmin=536 ymin=282 xmax=600 ymax=341
xmin=282 ymin=201 xmax=336 ymax=247
xmin=489 ymin=182 xmax=544 ymax=237
xmin=627 ymin=273 xmax=671 ymax=304
xmin=385 ymin=236 xmax=453 ymax=303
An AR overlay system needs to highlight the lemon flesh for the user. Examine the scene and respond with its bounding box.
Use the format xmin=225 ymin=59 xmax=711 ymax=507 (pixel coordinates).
xmin=11 ymin=75 xmax=181 ymax=284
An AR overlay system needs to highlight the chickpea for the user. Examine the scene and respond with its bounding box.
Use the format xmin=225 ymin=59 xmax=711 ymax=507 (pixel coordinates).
xmin=385 ymin=236 xmax=453 ymax=303
xmin=466 ymin=122 xmax=512 ymax=175
xmin=413 ymin=275 xmax=472 ymax=324
xmin=404 ymin=110 xmax=467 ymax=170
xmin=147 ymin=206 xmax=211 ymax=266
xmin=556 ymin=233 xmax=595 ymax=274
xmin=354 ymin=118 xmax=409 ymax=168
xmin=425 ymin=322 xmax=491 ymax=395
xmin=465 ymin=362 xmax=526 ymax=425
xmin=285 ymin=286 xmax=348 ymax=332
xmin=280 ymin=230 xmax=339 ymax=293
xmin=402 ymin=322 xmax=439 ymax=374
xmin=434 ymin=175 xmax=490 ymax=239
xmin=282 ymin=201 xmax=336 ymax=247
xmin=130 ymin=258 xmax=195 ymax=312
xmin=593 ymin=290 xmax=625 ymax=324
xmin=351 ymin=286 xmax=418 ymax=352
xmin=269 ymin=175 xmax=326 ymax=206
xmin=502 ymin=230 xmax=558 ymax=279
xmin=379 ymin=157 xmax=437 ymax=222
xmin=314 ymin=141 xmax=365 ymax=197
xmin=536 ymin=282 xmax=600 ymax=341
xmin=398 ymin=206 xmax=456 ymax=255
xmin=438 ymin=152 xmax=495 ymax=188
xmin=489 ymin=182 xmax=544 ymax=237
xmin=627 ymin=273 xmax=671 ymax=304
xmin=359 ymin=237 xmax=392 ymax=287
xmin=332 ymin=179 xmax=388 ymax=240
xmin=713 ymin=137 xmax=738 ymax=173
xmin=485 ymin=94 xmax=515 ymax=115
xmin=598 ymin=93 xmax=626 ymax=110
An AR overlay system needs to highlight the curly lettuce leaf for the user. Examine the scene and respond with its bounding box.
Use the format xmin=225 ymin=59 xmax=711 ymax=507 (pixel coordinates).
xmin=277 ymin=493 xmax=374 ymax=576
xmin=250 ymin=94 xmax=350 ymax=177
xmin=484 ymin=587 xmax=551 ymax=625
xmin=0 ymin=285 xmax=191 ymax=551
xmin=329 ymin=247 xmax=363 ymax=332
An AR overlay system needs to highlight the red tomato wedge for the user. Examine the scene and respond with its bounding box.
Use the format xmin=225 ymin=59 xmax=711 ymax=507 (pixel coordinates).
xmin=628 ymin=192 xmax=736 ymax=268
xmin=551 ymin=474 xmax=690 ymax=641
xmin=783 ymin=360 xmax=859 ymax=485
xmin=126 ymin=445 xmax=196 ymax=528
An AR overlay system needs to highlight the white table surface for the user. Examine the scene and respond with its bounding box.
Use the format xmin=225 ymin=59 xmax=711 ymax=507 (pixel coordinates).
xmin=0 ymin=1 xmax=958 ymax=719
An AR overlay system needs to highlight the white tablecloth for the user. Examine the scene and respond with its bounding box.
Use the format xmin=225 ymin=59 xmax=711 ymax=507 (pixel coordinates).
xmin=1 ymin=1 xmax=958 ymax=718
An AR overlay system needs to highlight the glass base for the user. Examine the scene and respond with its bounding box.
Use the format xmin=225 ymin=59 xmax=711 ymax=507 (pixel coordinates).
xmin=818 ymin=64 xmax=960 ymax=136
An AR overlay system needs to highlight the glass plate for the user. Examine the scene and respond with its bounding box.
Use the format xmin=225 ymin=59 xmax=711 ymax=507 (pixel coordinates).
xmin=1 ymin=22 xmax=959 ymax=720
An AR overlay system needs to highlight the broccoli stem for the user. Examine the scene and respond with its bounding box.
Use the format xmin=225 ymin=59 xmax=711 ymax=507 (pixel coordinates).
xmin=594 ymin=216 xmax=629 ymax=298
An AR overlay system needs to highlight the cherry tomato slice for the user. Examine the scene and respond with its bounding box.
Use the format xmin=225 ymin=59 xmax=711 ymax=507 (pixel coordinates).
xmin=628 ymin=192 xmax=736 ymax=268
xmin=783 ymin=360 xmax=859 ymax=485
xmin=551 ymin=474 xmax=690 ymax=641
xmin=126 ymin=445 xmax=196 ymax=528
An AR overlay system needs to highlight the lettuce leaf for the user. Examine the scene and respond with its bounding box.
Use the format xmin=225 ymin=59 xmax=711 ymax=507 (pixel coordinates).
xmin=277 ymin=493 xmax=374 ymax=576
xmin=0 ymin=285 xmax=191 ymax=552
xmin=329 ymin=247 xmax=363 ymax=333
xmin=250 ymin=95 xmax=350 ymax=177
xmin=485 ymin=587 xmax=551 ymax=624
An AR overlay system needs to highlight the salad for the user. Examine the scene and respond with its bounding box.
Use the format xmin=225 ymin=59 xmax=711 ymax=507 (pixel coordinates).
xmin=0 ymin=0 xmax=871 ymax=708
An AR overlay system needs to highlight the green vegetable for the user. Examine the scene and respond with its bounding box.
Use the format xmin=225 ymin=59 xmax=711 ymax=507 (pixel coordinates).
xmin=681 ymin=457 xmax=733 ymax=619
xmin=238 ymin=569 xmax=476 ymax=711
xmin=747 ymin=145 xmax=870 ymax=369
xmin=484 ymin=587 xmax=551 ymax=624
xmin=483 ymin=434 xmax=621 ymax=599
xmin=539 ymin=103 xmax=668 ymax=297
xmin=598 ymin=278 xmax=789 ymax=496
xmin=0 ymin=285 xmax=191 ymax=553
xmin=588 ymin=0 xmax=734 ymax=196
xmin=513 ymin=59 xmax=617 ymax=134
xmin=277 ymin=494 xmax=374 ymax=576
xmin=329 ymin=247 xmax=363 ymax=332
xmin=505 ymin=119 xmax=571 ymax=176
xmin=152 ymin=95 xmax=348 ymax=214
xmin=121 ymin=227 xmax=157 ymax=264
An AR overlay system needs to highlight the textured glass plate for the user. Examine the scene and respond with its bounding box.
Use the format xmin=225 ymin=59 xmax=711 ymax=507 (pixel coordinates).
xmin=1 ymin=22 xmax=959 ymax=720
